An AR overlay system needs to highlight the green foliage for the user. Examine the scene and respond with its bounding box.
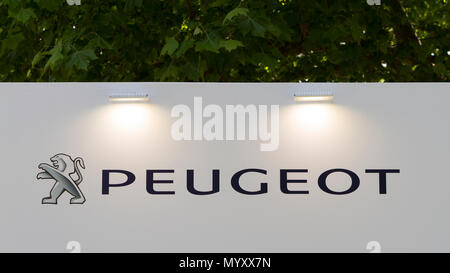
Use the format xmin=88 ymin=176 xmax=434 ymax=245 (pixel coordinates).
xmin=0 ymin=0 xmax=448 ymax=81
xmin=67 ymin=49 xmax=97 ymax=71
xmin=223 ymin=7 xmax=248 ymax=24
xmin=161 ymin=37 xmax=179 ymax=56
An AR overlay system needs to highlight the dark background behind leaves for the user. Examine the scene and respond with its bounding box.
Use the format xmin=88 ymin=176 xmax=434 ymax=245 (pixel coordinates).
xmin=0 ymin=0 xmax=448 ymax=82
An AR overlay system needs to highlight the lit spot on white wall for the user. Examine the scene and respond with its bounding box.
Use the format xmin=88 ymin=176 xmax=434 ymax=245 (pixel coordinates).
xmin=72 ymin=102 xmax=168 ymax=157
xmin=293 ymin=104 xmax=332 ymax=131
xmin=108 ymin=103 xmax=152 ymax=133
xmin=281 ymin=103 xmax=372 ymax=162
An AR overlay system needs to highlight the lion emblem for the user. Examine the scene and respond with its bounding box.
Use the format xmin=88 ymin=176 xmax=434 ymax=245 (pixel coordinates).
xmin=37 ymin=153 xmax=86 ymax=204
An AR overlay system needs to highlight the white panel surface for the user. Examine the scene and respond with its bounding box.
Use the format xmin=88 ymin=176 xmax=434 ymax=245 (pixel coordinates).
xmin=0 ymin=83 xmax=449 ymax=252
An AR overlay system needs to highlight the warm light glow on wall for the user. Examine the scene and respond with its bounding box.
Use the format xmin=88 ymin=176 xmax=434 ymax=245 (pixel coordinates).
xmin=77 ymin=102 xmax=168 ymax=154
xmin=108 ymin=104 xmax=152 ymax=132
xmin=294 ymin=104 xmax=333 ymax=131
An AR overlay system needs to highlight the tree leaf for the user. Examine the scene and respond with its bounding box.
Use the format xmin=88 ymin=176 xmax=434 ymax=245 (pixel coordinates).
xmin=1 ymin=33 xmax=25 ymax=51
xmin=12 ymin=8 xmax=37 ymax=24
xmin=32 ymin=52 xmax=44 ymax=67
xmin=87 ymin=36 xmax=112 ymax=50
xmin=1 ymin=0 xmax=22 ymax=9
xmin=175 ymin=39 xmax=194 ymax=58
xmin=160 ymin=64 xmax=178 ymax=81
xmin=125 ymin=0 xmax=143 ymax=10
xmin=34 ymin=0 xmax=61 ymax=11
xmin=193 ymin=27 xmax=202 ymax=36
xmin=160 ymin=37 xmax=179 ymax=56
xmin=219 ymin=40 xmax=243 ymax=52
xmin=223 ymin=7 xmax=248 ymax=24
xmin=181 ymin=63 xmax=201 ymax=81
xmin=250 ymin=18 xmax=265 ymax=37
xmin=44 ymin=41 xmax=64 ymax=72
xmin=67 ymin=49 xmax=98 ymax=71
xmin=195 ymin=38 xmax=220 ymax=53
xmin=210 ymin=0 xmax=230 ymax=8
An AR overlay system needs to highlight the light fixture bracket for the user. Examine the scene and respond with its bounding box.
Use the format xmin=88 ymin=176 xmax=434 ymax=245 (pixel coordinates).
xmin=294 ymin=86 xmax=334 ymax=103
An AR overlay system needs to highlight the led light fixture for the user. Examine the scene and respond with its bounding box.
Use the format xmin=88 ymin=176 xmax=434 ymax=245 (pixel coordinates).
xmin=294 ymin=91 xmax=334 ymax=103
xmin=109 ymin=92 xmax=149 ymax=103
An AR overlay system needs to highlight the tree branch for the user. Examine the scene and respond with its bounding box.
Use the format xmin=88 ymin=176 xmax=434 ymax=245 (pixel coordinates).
xmin=186 ymin=0 xmax=195 ymax=20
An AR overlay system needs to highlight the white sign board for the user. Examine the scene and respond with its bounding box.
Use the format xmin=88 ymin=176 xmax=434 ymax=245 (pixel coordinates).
xmin=0 ymin=83 xmax=449 ymax=252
